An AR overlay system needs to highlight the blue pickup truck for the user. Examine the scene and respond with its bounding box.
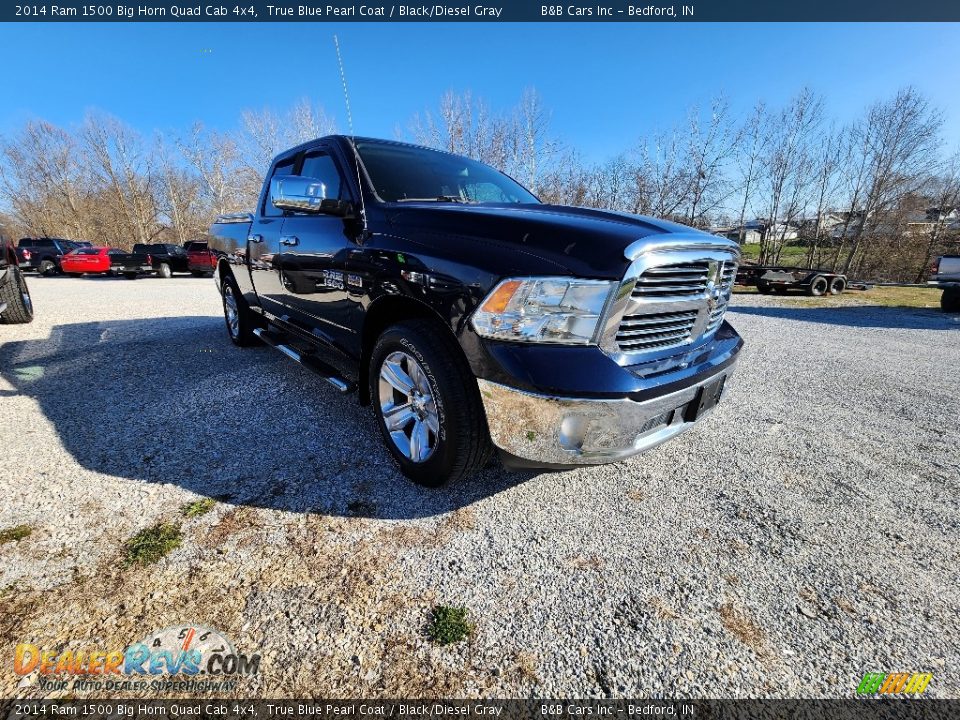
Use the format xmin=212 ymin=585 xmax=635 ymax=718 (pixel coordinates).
xmin=210 ymin=136 xmax=744 ymax=486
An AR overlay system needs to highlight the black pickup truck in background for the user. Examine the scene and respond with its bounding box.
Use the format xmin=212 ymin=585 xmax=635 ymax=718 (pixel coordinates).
xmin=16 ymin=238 xmax=85 ymax=275
xmin=211 ymin=135 xmax=743 ymax=486
xmin=110 ymin=243 xmax=190 ymax=279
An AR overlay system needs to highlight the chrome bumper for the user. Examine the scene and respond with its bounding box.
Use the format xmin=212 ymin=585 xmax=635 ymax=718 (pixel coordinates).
xmin=478 ymin=365 xmax=734 ymax=467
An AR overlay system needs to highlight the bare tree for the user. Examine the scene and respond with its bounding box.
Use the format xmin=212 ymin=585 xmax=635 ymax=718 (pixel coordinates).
xmin=733 ymin=101 xmax=767 ymax=244
xmin=156 ymin=134 xmax=203 ymax=245
xmin=179 ymin=123 xmax=247 ymax=215
xmin=82 ymin=113 xmax=160 ymax=247
xmin=758 ymin=88 xmax=824 ymax=263
xmin=684 ymin=96 xmax=741 ymax=228
xmin=837 ymin=88 xmax=943 ymax=275
xmin=914 ymin=151 xmax=960 ymax=281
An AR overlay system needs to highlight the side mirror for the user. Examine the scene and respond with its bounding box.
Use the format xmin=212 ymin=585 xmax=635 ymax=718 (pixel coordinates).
xmin=270 ymin=176 xmax=353 ymax=217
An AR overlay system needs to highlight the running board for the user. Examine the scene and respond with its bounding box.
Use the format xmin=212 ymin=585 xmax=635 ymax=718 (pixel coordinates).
xmin=253 ymin=327 xmax=355 ymax=393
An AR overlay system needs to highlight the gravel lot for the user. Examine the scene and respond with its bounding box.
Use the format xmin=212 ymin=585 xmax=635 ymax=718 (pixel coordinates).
xmin=1 ymin=275 xmax=958 ymax=699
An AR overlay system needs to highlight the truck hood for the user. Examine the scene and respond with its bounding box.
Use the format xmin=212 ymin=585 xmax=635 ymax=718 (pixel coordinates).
xmin=384 ymin=203 xmax=712 ymax=279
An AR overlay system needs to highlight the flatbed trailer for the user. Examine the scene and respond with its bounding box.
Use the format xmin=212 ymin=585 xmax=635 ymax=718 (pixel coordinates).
xmin=736 ymin=265 xmax=850 ymax=296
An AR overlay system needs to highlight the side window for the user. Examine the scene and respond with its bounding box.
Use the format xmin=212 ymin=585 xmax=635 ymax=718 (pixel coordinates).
xmin=263 ymin=157 xmax=297 ymax=217
xmin=298 ymin=151 xmax=343 ymax=203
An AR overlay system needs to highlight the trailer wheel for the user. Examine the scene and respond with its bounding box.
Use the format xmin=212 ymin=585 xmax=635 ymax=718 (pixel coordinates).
xmin=772 ymin=286 xmax=787 ymax=295
xmin=757 ymin=282 xmax=773 ymax=294
xmin=942 ymin=287 xmax=960 ymax=313
xmin=829 ymin=277 xmax=846 ymax=295
xmin=808 ymin=276 xmax=829 ymax=296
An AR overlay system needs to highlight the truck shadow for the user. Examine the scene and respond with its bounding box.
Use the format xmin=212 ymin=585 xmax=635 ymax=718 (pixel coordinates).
xmin=0 ymin=317 xmax=531 ymax=520
xmin=729 ymin=303 xmax=959 ymax=331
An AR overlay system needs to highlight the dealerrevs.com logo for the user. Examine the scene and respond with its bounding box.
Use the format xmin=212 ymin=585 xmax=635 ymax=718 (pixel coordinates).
xmin=856 ymin=672 xmax=933 ymax=696
xmin=14 ymin=625 xmax=260 ymax=693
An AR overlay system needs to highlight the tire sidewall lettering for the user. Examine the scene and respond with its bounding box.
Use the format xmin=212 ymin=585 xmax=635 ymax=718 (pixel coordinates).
xmin=398 ymin=337 xmax=447 ymax=443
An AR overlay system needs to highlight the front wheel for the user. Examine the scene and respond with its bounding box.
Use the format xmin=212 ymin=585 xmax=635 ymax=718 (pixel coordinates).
xmin=370 ymin=320 xmax=493 ymax=486
xmin=0 ymin=266 xmax=35 ymax=324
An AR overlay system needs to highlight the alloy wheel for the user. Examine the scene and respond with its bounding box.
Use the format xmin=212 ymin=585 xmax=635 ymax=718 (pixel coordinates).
xmin=378 ymin=350 xmax=440 ymax=463
xmin=223 ymin=284 xmax=239 ymax=339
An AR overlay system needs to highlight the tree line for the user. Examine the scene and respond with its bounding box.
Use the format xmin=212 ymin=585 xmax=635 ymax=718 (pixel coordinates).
xmin=1 ymin=87 xmax=957 ymax=282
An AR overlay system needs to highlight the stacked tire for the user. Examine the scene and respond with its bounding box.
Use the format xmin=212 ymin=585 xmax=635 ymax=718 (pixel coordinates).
xmin=0 ymin=265 xmax=34 ymax=324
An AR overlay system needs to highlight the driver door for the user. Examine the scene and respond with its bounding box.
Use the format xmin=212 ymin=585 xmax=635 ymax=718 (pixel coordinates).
xmin=276 ymin=147 xmax=360 ymax=354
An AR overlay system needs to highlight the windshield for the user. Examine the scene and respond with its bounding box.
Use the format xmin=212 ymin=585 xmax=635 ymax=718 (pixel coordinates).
xmin=355 ymin=141 xmax=539 ymax=205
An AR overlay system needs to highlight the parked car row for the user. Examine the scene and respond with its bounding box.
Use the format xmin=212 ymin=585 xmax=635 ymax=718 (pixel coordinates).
xmin=14 ymin=238 xmax=221 ymax=279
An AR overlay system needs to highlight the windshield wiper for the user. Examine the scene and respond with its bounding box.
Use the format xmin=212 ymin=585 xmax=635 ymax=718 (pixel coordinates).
xmin=396 ymin=195 xmax=474 ymax=203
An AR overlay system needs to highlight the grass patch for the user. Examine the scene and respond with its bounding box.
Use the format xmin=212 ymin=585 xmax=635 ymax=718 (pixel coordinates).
xmin=735 ymin=284 xmax=942 ymax=309
xmin=0 ymin=524 xmax=32 ymax=544
xmin=181 ymin=498 xmax=216 ymax=518
xmin=124 ymin=522 xmax=182 ymax=566
xmin=0 ymin=525 xmax=33 ymax=545
xmin=426 ymin=605 xmax=474 ymax=645
xmin=740 ymin=243 xmax=810 ymax=264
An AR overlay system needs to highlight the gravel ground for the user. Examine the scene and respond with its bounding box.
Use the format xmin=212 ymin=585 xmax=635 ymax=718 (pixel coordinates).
xmin=1 ymin=275 xmax=958 ymax=699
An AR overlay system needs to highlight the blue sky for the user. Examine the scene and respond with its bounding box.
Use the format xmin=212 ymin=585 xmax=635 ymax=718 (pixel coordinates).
xmin=2 ymin=22 xmax=958 ymax=160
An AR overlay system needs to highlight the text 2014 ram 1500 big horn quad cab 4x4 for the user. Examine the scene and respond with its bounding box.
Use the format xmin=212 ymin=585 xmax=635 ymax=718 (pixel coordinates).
xmin=210 ymin=136 xmax=743 ymax=486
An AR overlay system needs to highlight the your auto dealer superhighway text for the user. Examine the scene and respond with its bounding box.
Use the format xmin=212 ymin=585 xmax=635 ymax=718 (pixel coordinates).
xmin=267 ymin=5 xmax=504 ymax=17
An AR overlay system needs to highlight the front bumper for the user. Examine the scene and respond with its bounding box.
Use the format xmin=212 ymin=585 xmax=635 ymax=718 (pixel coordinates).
xmin=478 ymin=351 xmax=738 ymax=468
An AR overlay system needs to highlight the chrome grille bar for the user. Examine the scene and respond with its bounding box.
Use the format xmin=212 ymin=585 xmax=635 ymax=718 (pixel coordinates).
xmin=597 ymin=233 xmax=740 ymax=360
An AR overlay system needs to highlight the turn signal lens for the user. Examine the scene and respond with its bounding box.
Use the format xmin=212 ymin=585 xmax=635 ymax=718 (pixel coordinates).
xmin=479 ymin=279 xmax=523 ymax=314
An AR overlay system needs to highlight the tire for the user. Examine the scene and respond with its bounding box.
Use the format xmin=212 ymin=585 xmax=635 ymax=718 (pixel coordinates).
xmin=756 ymin=283 xmax=773 ymax=295
xmin=157 ymin=263 xmax=172 ymax=279
xmin=369 ymin=319 xmax=493 ymax=487
xmin=807 ymin=276 xmax=829 ymax=296
xmin=38 ymin=258 xmax=56 ymax=276
xmin=0 ymin=266 xmax=34 ymax=324
xmin=124 ymin=273 xmax=138 ymax=280
xmin=829 ymin=277 xmax=846 ymax=295
xmin=772 ymin=286 xmax=788 ymax=295
xmin=942 ymin=287 xmax=960 ymax=313
xmin=221 ymin=275 xmax=260 ymax=346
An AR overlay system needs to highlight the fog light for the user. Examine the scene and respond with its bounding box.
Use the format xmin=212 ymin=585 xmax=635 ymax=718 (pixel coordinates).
xmin=559 ymin=414 xmax=589 ymax=451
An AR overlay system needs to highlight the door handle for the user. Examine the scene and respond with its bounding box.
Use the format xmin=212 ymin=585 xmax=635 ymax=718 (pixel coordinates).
xmin=248 ymin=234 xmax=263 ymax=244
xmin=280 ymin=236 xmax=300 ymax=247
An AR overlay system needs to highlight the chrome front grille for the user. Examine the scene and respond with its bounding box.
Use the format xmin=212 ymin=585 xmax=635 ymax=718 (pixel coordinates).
xmin=705 ymin=262 xmax=736 ymax=333
xmin=632 ymin=263 xmax=712 ymax=297
xmin=616 ymin=310 xmax=698 ymax=352
xmin=608 ymin=252 xmax=738 ymax=356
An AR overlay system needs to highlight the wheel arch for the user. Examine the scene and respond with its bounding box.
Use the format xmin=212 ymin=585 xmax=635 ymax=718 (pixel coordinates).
xmin=358 ymin=295 xmax=463 ymax=406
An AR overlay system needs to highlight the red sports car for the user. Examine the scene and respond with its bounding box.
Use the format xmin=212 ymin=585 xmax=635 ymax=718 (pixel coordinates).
xmin=60 ymin=247 xmax=123 ymax=276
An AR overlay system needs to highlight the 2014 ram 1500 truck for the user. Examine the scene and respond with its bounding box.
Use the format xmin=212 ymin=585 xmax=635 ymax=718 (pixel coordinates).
xmin=210 ymin=136 xmax=743 ymax=486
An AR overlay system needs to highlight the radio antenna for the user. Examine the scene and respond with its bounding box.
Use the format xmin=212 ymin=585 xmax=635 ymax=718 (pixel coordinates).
xmin=334 ymin=35 xmax=368 ymax=232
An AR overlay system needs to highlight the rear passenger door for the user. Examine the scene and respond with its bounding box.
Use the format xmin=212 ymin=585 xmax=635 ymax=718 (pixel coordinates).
xmin=276 ymin=146 xmax=360 ymax=354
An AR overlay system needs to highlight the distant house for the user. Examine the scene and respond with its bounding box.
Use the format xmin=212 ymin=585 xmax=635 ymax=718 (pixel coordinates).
xmin=724 ymin=218 xmax=797 ymax=243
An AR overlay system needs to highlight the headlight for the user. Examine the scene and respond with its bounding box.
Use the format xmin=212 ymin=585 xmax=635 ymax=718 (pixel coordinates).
xmin=471 ymin=277 xmax=616 ymax=344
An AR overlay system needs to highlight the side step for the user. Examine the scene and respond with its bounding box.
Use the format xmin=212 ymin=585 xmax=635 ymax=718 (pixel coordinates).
xmin=253 ymin=327 xmax=355 ymax=393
